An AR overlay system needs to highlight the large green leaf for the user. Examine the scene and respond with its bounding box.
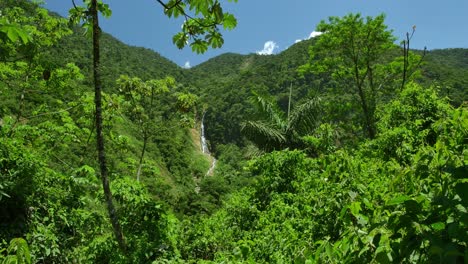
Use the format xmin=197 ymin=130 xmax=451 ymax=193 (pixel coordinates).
xmin=0 ymin=25 xmax=30 ymax=44
xmin=287 ymin=97 xmax=321 ymax=135
xmin=241 ymin=121 xmax=286 ymax=151
xmin=386 ymin=195 xmax=412 ymax=206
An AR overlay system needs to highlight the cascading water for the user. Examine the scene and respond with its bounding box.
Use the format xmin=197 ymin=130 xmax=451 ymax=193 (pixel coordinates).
xmin=201 ymin=112 xmax=216 ymax=176
xmin=206 ymin=158 xmax=216 ymax=176
xmin=201 ymin=112 xmax=209 ymax=154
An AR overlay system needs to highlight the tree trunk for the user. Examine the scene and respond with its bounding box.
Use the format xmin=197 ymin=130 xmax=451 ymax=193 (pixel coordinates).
xmin=352 ymin=56 xmax=376 ymax=139
xmin=90 ymin=0 xmax=126 ymax=252
xmin=356 ymin=85 xmax=376 ymax=139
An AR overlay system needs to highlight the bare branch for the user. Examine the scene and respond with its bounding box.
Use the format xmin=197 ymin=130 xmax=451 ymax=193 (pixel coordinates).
xmin=25 ymin=104 xmax=82 ymax=119
xmin=71 ymin=0 xmax=80 ymax=12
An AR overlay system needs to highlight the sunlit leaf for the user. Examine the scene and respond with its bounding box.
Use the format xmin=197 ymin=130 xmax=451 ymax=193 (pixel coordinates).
xmin=223 ymin=13 xmax=237 ymax=30
xmin=386 ymin=195 xmax=412 ymax=206
xmin=191 ymin=39 xmax=208 ymax=54
xmin=431 ymin=222 xmax=445 ymax=231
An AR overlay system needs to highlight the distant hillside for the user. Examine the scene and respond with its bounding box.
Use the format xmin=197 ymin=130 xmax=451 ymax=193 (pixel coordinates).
xmin=45 ymin=28 xmax=184 ymax=92
xmin=47 ymin=25 xmax=468 ymax=150
xmin=4 ymin=2 xmax=467 ymax=261
xmin=420 ymin=48 xmax=468 ymax=105
xmin=189 ymin=38 xmax=313 ymax=85
xmin=185 ymin=41 xmax=468 ymax=149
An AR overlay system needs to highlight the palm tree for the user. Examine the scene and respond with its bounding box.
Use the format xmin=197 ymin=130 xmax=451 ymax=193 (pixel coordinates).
xmin=241 ymin=90 xmax=321 ymax=154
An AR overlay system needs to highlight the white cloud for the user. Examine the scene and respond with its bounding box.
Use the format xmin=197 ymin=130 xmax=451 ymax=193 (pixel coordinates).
xmin=183 ymin=61 xmax=191 ymax=69
xmin=294 ymin=31 xmax=323 ymax=45
xmin=257 ymin=41 xmax=279 ymax=55
xmin=308 ymin=31 xmax=323 ymax=38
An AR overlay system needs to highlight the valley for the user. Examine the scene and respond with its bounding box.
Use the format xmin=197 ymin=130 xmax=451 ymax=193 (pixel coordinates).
xmin=1 ymin=1 xmax=467 ymax=263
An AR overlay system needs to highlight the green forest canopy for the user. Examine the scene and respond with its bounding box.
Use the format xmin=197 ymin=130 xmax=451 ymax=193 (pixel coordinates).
xmin=1 ymin=1 xmax=467 ymax=263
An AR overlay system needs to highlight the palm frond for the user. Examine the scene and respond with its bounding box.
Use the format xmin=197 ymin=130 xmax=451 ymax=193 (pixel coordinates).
xmin=244 ymin=144 xmax=265 ymax=159
xmin=287 ymin=97 xmax=322 ymax=135
xmin=241 ymin=120 xmax=286 ymax=151
xmin=250 ymin=91 xmax=286 ymax=129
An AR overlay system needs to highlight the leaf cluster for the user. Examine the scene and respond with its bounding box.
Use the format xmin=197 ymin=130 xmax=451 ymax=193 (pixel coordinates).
xmin=178 ymin=83 xmax=468 ymax=263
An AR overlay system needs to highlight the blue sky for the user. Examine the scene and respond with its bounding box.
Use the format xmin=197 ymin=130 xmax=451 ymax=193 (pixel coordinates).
xmin=43 ymin=0 xmax=468 ymax=68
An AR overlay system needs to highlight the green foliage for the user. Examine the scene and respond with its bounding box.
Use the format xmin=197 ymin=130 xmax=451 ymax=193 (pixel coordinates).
xmin=110 ymin=177 xmax=179 ymax=262
xmin=299 ymin=13 xmax=399 ymax=139
xmin=0 ymin=19 xmax=31 ymax=45
xmin=175 ymin=92 xmax=198 ymax=113
xmin=303 ymin=122 xmax=341 ymax=154
xmin=188 ymin=43 xmax=467 ymax=152
xmin=421 ymin=48 xmax=468 ymax=106
xmin=0 ymin=132 xmax=40 ymax=238
xmin=178 ymin=83 xmax=468 ymax=263
xmin=66 ymin=0 xmax=240 ymax=251
xmin=68 ymin=0 xmax=112 ymax=35
xmin=371 ymin=82 xmax=452 ymax=163
xmin=0 ymin=4 xmax=70 ymax=61
xmin=1 ymin=4 xmax=468 ymax=263
xmin=249 ymin=150 xmax=310 ymax=209
xmin=117 ymin=75 xmax=174 ymax=143
xmin=0 ymin=3 xmax=73 ymax=122
xmin=0 ymin=238 xmax=31 ymax=264
xmin=163 ymin=0 xmax=238 ymax=53
xmin=241 ymin=92 xmax=321 ymax=153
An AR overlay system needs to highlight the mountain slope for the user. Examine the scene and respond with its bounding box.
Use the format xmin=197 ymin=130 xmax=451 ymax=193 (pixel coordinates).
xmin=2 ymin=3 xmax=467 ymax=260
xmin=43 ymin=20 xmax=468 ymax=152
xmin=421 ymin=48 xmax=468 ymax=105
xmin=45 ymin=28 xmax=184 ymax=92
xmin=185 ymin=42 xmax=468 ymax=149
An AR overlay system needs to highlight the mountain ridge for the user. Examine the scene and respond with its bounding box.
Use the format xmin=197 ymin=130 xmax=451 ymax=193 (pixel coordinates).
xmin=46 ymin=23 xmax=468 ymax=150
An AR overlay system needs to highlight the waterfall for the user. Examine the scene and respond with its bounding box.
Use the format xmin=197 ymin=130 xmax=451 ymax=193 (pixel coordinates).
xmin=201 ymin=112 xmax=209 ymax=154
xmin=206 ymin=159 xmax=216 ymax=176
xmin=200 ymin=112 xmax=216 ymax=176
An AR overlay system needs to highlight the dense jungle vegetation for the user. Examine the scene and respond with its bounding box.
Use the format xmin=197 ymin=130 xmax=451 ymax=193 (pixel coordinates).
xmin=1 ymin=0 xmax=467 ymax=263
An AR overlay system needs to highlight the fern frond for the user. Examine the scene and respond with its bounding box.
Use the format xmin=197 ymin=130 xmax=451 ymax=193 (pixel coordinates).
xmin=7 ymin=238 xmax=31 ymax=264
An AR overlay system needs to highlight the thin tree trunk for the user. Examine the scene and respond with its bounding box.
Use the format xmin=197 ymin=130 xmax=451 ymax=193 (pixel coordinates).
xmin=350 ymin=44 xmax=375 ymax=139
xmin=287 ymin=82 xmax=292 ymax=122
xmin=366 ymin=64 xmax=377 ymax=139
xmin=401 ymin=34 xmax=409 ymax=91
xmin=356 ymin=85 xmax=375 ymax=139
xmin=90 ymin=0 xmax=126 ymax=252
xmin=353 ymin=62 xmax=376 ymax=139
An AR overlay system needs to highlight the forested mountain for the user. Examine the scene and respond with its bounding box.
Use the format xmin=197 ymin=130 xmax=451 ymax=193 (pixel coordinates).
xmin=187 ymin=39 xmax=339 ymax=149
xmin=1 ymin=1 xmax=467 ymax=263
xmin=23 ymin=26 xmax=468 ymax=155
xmin=422 ymin=48 xmax=468 ymax=105
xmin=45 ymin=27 xmax=184 ymax=90
xmin=186 ymin=39 xmax=468 ymax=149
